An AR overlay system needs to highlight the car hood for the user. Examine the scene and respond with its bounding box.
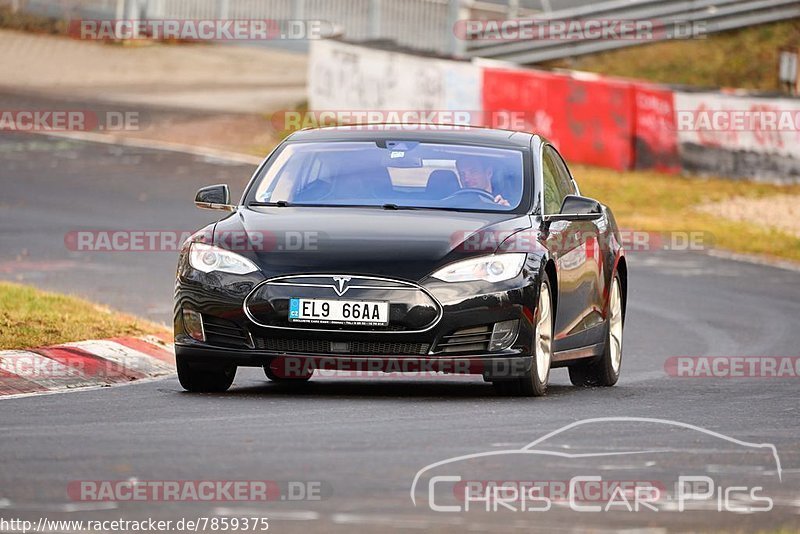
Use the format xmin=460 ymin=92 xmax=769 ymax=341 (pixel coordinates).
xmin=213 ymin=206 xmax=532 ymax=281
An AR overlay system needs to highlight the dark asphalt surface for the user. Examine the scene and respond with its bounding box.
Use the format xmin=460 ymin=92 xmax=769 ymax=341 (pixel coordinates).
xmin=0 ymin=130 xmax=252 ymax=322
xmin=1 ymin=132 xmax=799 ymax=533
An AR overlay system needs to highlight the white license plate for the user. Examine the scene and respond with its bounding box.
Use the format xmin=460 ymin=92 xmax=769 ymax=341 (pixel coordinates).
xmin=288 ymin=298 xmax=389 ymax=325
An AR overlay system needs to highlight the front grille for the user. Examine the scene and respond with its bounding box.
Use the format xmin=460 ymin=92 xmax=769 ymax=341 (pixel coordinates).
xmin=435 ymin=326 xmax=492 ymax=354
xmin=245 ymin=275 xmax=441 ymax=332
xmin=203 ymin=316 xmax=251 ymax=348
xmin=254 ymin=337 xmax=430 ymax=355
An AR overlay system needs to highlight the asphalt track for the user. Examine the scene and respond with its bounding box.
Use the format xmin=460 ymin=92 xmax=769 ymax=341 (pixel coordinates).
xmin=1 ymin=132 xmax=799 ymax=533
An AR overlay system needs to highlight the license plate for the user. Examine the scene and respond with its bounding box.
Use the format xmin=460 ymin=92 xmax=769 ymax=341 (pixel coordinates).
xmin=288 ymin=298 xmax=389 ymax=326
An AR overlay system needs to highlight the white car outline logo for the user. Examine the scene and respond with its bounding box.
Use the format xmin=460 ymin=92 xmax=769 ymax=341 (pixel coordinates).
xmin=410 ymin=416 xmax=783 ymax=506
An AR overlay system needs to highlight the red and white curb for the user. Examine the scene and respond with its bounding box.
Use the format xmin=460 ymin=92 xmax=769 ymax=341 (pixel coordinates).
xmin=0 ymin=335 xmax=175 ymax=399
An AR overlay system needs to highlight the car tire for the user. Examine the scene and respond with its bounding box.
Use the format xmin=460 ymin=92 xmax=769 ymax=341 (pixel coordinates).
xmin=568 ymin=273 xmax=624 ymax=387
xmin=176 ymin=356 xmax=236 ymax=393
xmin=494 ymin=275 xmax=553 ymax=397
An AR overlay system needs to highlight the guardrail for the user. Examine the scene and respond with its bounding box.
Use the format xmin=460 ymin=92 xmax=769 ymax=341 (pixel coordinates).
xmin=464 ymin=0 xmax=800 ymax=63
xmin=8 ymin=0 xmax=798 ymax=61
xmin=9 ymin=0 xmax=468 ymax=55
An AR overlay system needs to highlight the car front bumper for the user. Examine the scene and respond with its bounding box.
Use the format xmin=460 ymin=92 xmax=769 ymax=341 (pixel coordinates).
xmin=174 ymin=343 xmax=532 ymax=380
xmin=174 ymin=257 xmax=547 ymax=380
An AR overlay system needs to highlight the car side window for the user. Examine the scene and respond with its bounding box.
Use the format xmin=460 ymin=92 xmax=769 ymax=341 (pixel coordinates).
xmin=542 ymin=146 xmax=568 ymax=214
xmin=546 ymin=146 xmax=577 ymax=200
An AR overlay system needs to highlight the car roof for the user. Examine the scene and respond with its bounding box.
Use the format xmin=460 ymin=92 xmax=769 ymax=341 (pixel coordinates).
xmin=285 ymin=124 xmax=538 ymax=149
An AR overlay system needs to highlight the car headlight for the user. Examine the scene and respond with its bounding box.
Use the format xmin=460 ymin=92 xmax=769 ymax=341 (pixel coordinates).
xmin=188 ymin=243 xmax=258 ymax=274
xmin=431 ymin=253 xmax=526 ymax=283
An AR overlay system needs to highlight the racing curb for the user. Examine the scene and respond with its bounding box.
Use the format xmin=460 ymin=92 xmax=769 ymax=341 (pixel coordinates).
xmin=0 ymin=334 xmax=175 ymax=399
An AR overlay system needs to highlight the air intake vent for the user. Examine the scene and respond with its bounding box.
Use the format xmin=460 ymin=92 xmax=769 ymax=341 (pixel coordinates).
xmin=436 ymin=326 xmax=492 ymax=354
xmin=203 ymin=316 xmax=252 ymax=348
xmin=254 ymin=338 xmax=429 ymax=355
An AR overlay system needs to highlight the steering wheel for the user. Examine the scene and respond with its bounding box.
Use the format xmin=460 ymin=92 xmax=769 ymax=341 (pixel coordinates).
xmin=443 ymin=188 xmax=497 ymax=204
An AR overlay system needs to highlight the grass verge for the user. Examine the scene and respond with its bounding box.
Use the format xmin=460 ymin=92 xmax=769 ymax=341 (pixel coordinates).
xmin=575 ymin=165 xmax=800 ymax=262
xmin=0 ymin=282 xmax=168 ymax=350
xmin=0 ymin=6 xmax=67 ymax=35
xmin=544 ymin=19 xmax=800 ymax=91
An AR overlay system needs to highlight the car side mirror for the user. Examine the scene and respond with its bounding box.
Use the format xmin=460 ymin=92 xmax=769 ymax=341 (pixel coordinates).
xmin=195 ymin=184 xmax=235 ymax=211
xmin=543 ymin=195 xmax=603 ymax=222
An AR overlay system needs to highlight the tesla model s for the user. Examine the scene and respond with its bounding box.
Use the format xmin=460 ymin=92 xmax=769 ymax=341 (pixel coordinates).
xmin=173 ymin=125 xmax=627 ymax=396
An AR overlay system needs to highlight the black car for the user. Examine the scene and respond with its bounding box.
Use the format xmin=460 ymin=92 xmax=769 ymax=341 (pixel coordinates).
xmin=174 ymin=125 xmax=627 ymax=396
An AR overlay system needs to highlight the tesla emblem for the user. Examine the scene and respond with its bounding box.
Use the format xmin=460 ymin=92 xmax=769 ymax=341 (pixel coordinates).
xmin=332 ymin=276 xmax=352 ymax=296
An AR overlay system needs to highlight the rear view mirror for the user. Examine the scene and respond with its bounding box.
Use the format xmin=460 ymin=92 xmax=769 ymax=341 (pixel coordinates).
xmin=543 ymin=195 xmax=603 ymax=222
xmin=195 ymin=184 xmax=235 ymax=211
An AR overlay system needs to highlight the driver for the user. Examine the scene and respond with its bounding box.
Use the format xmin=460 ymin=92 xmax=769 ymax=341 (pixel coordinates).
xmin=456 ymin=156 xmax=510 ymax=207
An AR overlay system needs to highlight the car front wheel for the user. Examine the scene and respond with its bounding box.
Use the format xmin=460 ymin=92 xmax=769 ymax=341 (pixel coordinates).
xmin=176 ymin=356 xmax=236 ymax=392
xmin=569 ymin=273 xmax=624 ymax=387
xmin=494 ymin=276 xmax=553 ymax=397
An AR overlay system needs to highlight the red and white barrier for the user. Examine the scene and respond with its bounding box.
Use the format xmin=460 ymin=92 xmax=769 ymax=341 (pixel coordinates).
xmin=0 ymin=336 xmax=175 ymax=398
xmin=482 ymin=67 xmax=635 ymax=170
xmin=674 ymin=92 xmax=800 ymax=181
xmin=633 ymin=83 xmax=680 ymax=173
xmin=308 ymin=40 xmax=799 ymax=181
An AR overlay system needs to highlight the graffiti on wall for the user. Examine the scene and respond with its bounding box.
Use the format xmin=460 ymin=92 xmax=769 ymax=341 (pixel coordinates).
xmin=674 ymin=92 xmax=800 ymax=180
xmin=633 ymin=84 xmax=680 ymax=173
xmin=308 ymin=40 xmax=481 ymax=120
xmin=482 ymin=68 xmax=634 ymax=171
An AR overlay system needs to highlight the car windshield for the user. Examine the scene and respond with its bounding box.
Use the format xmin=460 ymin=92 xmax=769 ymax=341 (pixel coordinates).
xmin=251 ymin=141 xmax=526 ymax=212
